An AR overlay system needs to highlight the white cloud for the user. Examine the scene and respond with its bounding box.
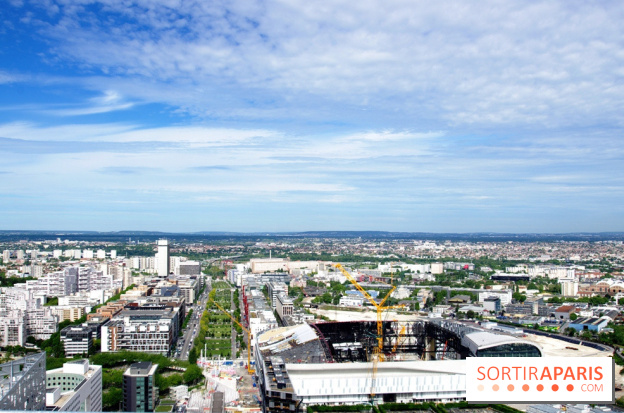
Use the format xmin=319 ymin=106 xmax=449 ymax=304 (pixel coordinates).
xmin=0 ymin=71 xmax=24 ymax=84
xmin=12 ymin=0 xmax=623 ymax=128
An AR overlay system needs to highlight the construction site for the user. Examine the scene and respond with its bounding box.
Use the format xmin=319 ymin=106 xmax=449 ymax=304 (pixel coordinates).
xmin=253 ymin=317 xmax=552 ymax=412
xmin=251 ymin=266 xmax=617 ymax=413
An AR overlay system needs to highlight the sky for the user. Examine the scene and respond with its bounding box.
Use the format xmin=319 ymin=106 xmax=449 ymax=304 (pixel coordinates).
xmin=0 ymin=0 xmax=623 ymax=233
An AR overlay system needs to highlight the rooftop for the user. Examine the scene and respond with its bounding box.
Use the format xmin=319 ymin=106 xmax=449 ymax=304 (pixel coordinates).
xmin=126 ymin=361 xmax=158 ymax=376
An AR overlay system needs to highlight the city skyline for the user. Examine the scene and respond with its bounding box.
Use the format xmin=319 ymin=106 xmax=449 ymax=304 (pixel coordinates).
xmin=1 ymin=1 xmax=623 ymax=232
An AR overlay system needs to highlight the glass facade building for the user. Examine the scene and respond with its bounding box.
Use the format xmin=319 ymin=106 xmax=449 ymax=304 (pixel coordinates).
xmin=122 ymin=362 xmax=158 ymax=412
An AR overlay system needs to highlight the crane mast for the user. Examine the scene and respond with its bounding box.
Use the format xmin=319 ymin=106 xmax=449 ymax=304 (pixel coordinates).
xmin=333 ymin=264 xmax=405 ymax=400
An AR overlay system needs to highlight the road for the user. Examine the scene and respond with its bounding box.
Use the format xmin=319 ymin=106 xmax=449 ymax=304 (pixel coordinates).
xmin=176 ymin=279 xmax=211 ymax=360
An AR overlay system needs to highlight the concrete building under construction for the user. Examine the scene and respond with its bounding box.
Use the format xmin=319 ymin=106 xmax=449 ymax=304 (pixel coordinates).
xmin=254 ymin=319 xmax=543 ymax=412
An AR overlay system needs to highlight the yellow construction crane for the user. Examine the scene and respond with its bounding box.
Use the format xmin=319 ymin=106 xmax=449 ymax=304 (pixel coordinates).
xmin=333 ymin=264 xmax=405 ymax=400
xmin=209 ymin=298 xmax=255 ymax=374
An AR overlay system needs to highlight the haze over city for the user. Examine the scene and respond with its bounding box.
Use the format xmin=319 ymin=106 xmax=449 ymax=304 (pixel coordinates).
xmin=1 ymin=1 xmax=623 ymax=232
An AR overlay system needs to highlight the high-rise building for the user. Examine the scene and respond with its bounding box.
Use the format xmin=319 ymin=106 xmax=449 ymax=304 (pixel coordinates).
xmin=0 ymin=352 xmax=46 ymax=411
xmin=122 ymin=362 xmax=158 ymax=412
xmin=46 ymin=359 xmax=102 ymax=411
xmin=156 ymin=240 xmax=170 ymax=276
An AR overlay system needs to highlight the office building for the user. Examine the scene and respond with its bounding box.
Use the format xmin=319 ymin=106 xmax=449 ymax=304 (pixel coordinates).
xmin=60 ymin=325 xmax=93 ymax=357
xmin=276 ymin=294 xmax=294 ymax=320
xmin=267 ymin=282 xmax=288 ymax=309
xmin=123 ymin=362 xmax=158 ymax=412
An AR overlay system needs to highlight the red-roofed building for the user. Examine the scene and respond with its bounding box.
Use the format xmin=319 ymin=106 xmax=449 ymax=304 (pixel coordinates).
xmin=554 ymin=305 xmax=576 ymax=320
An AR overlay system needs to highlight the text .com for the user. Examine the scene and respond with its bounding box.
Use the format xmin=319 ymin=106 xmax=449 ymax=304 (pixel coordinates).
xmin=466 ymin=357 xmax=614 ymax=403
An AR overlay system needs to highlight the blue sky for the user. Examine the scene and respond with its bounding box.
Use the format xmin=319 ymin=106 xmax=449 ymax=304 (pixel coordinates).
xmin=1 ymin=0 xmax=623 ymax=232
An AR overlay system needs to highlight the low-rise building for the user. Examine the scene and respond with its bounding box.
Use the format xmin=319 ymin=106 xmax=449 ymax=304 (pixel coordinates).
xmin=478 ymin=290 xmax=512 ymax=306
xmin=483 ymin=297 xmax=501 ymax=313
xmin=554 ymin=305 xmax=576 ymax=320
xmin=568 ymin=317 xmax=609 ymax=332
xmin=339 ymin=296 xmax=364 ymax=307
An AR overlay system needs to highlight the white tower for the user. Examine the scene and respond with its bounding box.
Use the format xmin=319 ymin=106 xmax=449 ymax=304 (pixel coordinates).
xmin=156 ymin=239 xmax=170 ymax=276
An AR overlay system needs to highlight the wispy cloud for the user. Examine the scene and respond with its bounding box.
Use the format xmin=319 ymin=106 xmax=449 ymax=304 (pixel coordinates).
xmin=0 ymin=71 xmax=24 ymax=84
xmin=5 ymin=1 xmax=623 ymax=128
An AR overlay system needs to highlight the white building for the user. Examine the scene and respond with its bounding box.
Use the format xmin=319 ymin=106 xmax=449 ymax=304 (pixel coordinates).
xmin=560 ymin=280 xmax=579 ymax=297
xmin=171 ymin=385 xmax=189 ymax=401
xmin=478 ymin=290 xmax=512 ymax=306
xmin=267 ymin=282 xmax=288 ymax=309
xmin=26 ymin=307 xmax=59 ymax=340
xmin=431 ymin=263 xmax=444 ymax=274
xmin=250 ymin=258 xmax=289 ymax=274
xmin=0 ymin=314 xmax=26 ymax=346
xmin=339 ymin=296 xmax=364 ymax=307
xmin=46 ymin=359 xmax=102 ymax=412
xmin=156 ymin=240 xmax=170 ymax=276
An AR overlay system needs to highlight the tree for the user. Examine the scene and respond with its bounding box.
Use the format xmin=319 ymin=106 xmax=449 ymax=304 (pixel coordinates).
xmin=564 ymin=328 xmax=577 ymax=337
xmin=183 ymin=365 xmax=203 ymax=385
xmin=188 ymin=347 xmax=198 ymax=364
xmin=619 ymin=297 xmax=624 ymax=306
xmin=102 ymin=388 xmax=123 ymax=411
xmin=512 ymin=292 xmax=527 ymax=303
xmin=466 ymin=310 xmax=476 ymax=319
xmin=570 ymin=313 xmax=578 ymax=321
xmin=581 ymin=330 xmax=593 ymax=341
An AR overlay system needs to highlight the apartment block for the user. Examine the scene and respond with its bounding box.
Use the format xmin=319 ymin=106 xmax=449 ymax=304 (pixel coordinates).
xmin=101 ymin=306 xmax=180 ymax=355
xmin=0 ymin=313 xmax=27 ymax=346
